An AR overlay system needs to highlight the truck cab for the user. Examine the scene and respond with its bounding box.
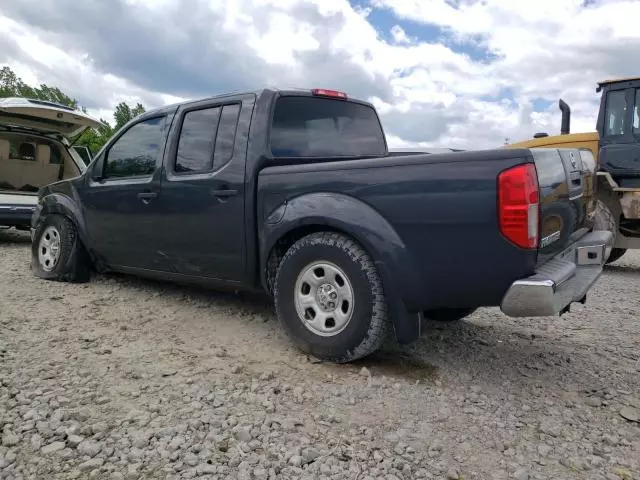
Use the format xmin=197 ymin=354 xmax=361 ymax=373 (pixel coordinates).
xmin=595 ymin=77 xmax=640 ymax=187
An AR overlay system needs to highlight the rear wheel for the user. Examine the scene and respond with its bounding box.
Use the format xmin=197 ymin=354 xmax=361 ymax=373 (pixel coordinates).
xmin=593 ymin=200 xmax=626 ymax=264
xmin=31 ymin=214 xmax=91 ymax=282
xmin=273 ymin=232 xmax=388 ymax=363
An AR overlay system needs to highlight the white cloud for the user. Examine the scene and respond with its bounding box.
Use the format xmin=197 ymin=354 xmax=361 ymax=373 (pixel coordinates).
xmin=0 ymin=14 xmax=167 ymax=122
xmin=390 ymin=25 xmax=411 ymax=44
xmin=1 ymin=0 xmax=639 ymax=148
xmin=370 ymin=0 xmax=640 ymax=145
xmin=245 ymin=12 xmax=320 ymax=66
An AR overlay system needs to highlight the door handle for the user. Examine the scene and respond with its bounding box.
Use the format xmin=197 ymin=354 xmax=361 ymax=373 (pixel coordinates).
xmin=211 ymin=189 xmax=238 ymax=197
xmin=138 ymin=192 xmax=157 ymax=199
xmin=137 ymin=192 xmax=157 ymax=204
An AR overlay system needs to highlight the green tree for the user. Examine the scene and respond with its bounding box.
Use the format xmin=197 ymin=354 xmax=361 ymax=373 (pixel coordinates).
xmin=0 ymin=66 xmax=78 ymax=108
xmin=113 ymin=101 xmax=146 ymax=131
xmin=0 ymin=66 xmax=146 ymax=154
xmin=75 ymin=121 xmax=113 ymax=154
xmin=0 ymin=66 xmax=27 ymax=97
xmin=75 ymin=100 xmax=146 ymax=154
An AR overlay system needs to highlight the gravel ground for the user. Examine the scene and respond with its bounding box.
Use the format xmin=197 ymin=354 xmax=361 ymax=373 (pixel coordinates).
xmin=1 ymin=229 xmax=639 ymax=480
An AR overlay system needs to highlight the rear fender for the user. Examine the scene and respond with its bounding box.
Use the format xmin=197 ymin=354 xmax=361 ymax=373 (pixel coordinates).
xmin=260 ymin=192 xmax=426 ymax=343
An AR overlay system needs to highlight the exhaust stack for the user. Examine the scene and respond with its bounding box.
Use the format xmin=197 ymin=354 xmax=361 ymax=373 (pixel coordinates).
xmin=559 ymin=99 xmax=571 ymax=135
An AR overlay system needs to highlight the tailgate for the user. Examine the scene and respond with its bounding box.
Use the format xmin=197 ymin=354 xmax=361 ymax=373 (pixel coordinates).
xmin=531 ymin=148 xmax=597 ymax=260
xmin=0 ymin=97 xmax=102 ymax=138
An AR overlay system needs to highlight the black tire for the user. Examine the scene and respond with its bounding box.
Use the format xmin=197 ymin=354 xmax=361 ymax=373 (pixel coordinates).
xmin=606 ymin=248 xmax=627 ymax=264
xmin=593 ymin=200 xmax=626 ymax=264
xmin=31 ymin=214 xmax=91 ymax=283
xmin=273 ymin=232 xmax=388 ymax=363
xmin=423 ymin=307 xmax=477 ymax=322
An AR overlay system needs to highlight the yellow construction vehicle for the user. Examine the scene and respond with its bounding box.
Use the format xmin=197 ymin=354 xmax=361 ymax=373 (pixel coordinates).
xmin=508 ymin=77 xmax=640 ymax=264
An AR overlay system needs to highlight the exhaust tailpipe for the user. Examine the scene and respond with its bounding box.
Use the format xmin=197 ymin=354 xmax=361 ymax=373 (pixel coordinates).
xmin=559 ymin=99 xmax=570 ymax=135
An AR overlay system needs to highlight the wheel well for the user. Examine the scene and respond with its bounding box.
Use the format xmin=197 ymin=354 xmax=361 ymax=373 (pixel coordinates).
xmin=264 ymin=225 xmax=355 ymax=295
xmin=264 ymin=224 xmax=422 ymax=345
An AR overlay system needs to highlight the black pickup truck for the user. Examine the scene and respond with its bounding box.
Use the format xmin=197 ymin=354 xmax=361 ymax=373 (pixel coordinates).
xmin=30 ymin=87 xmax=612 ymax=362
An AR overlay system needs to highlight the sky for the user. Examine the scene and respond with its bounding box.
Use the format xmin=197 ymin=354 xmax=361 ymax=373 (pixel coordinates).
xmin=1 ymin=0 xmax=639 ymax=150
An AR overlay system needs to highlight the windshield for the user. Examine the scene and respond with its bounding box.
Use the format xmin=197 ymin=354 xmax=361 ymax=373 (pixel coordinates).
xmin=270 ymin=96 xmax=386 ymax=158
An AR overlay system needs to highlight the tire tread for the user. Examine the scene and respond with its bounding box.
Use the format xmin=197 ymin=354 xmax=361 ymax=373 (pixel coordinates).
xmin=273 ymin=231 xmax=388 ymax=363
xmin=31 ymin=214 xmax=90 ymax=283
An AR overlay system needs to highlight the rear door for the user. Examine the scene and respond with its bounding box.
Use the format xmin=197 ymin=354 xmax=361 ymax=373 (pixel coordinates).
xmin=152 ymin=94 xmax=255 ymax=280
xmin=80 ymin=113 xmax=172 ymax=269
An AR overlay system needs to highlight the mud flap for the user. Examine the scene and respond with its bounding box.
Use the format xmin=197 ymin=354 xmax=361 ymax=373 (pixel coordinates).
xmin=386 ymin=286 xmax=422 ymax=344
xmin=374 ymin=260 xmax=422 ymax=345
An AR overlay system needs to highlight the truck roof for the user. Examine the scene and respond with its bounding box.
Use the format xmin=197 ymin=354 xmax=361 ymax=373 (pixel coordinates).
xmin=137 ymin=87 xmax=374 ymax=121
xmin=596 ymin=76 xmax=640 ymax=92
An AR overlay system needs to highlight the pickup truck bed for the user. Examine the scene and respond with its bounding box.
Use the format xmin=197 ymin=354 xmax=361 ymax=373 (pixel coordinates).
xmin=30 ymin=87 xmax=612 ymax=363
xmin=260 ymin=149 xmax=540 ymax=310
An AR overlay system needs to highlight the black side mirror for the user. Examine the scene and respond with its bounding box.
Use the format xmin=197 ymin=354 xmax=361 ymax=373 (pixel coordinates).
xmin=90 ymin=154 xmax=105 ymax=182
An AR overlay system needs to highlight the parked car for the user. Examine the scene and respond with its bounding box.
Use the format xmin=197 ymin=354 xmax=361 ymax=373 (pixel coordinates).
xmin=0 ymin=97 xmax=100 ymax=230
xmin=30 ymin=87 xmax=612 ymax=363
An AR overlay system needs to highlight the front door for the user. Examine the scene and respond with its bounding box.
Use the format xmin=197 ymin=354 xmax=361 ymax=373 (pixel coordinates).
xmin=153 ymin=94 xmax=254 ymax=281
xmin=81 ymin=114 xmax=170 ymax=270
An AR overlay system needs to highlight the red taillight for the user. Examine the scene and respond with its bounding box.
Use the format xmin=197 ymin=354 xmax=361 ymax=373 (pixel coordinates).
xmin=498 ymin=163 xmax=539 ymax=249
xmin=311 ymin=88 xmax=348 ymax=99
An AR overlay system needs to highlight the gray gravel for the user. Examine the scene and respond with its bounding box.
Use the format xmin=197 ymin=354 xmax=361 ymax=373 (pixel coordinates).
xmin=1 ymin=228 xmax=639 ymax=480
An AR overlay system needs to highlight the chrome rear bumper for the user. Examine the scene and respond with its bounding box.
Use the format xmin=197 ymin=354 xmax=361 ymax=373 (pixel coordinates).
xmin=501 ymin=230 xmax=613 ymax=317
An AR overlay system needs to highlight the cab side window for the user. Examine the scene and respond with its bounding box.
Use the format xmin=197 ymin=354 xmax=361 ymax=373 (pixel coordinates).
xmin=633 ymin=89 xmax=640 ymax=133
xmin=104 ymin=116 xmax=165 ymax=178
xmin=175 ymin=107 xmax=221 ymax=173
xmin=174 ymin=103 xmax=241 ymax=174
xmin=213 ymin=104 xmax=241 ymax=169
xmin=604 ymin=90 xmax=628 ymax=137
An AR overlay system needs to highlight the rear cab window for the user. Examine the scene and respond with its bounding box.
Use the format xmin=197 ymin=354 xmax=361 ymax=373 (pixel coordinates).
xmin=269 ymin=95 xmax=387 ymax=159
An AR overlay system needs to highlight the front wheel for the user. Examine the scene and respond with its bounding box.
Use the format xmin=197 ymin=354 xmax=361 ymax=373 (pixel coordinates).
xmin=31 ymin=214 xmax=91 ymax=282
xmin=273 ymin=232 xmax=388 ymax=363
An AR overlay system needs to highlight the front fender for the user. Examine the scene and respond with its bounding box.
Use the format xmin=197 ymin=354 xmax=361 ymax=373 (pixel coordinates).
xmin=260 ymin=192 xmax=426 ymax=315
xmin=38 ymin=191 xmax=89 ymax=251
